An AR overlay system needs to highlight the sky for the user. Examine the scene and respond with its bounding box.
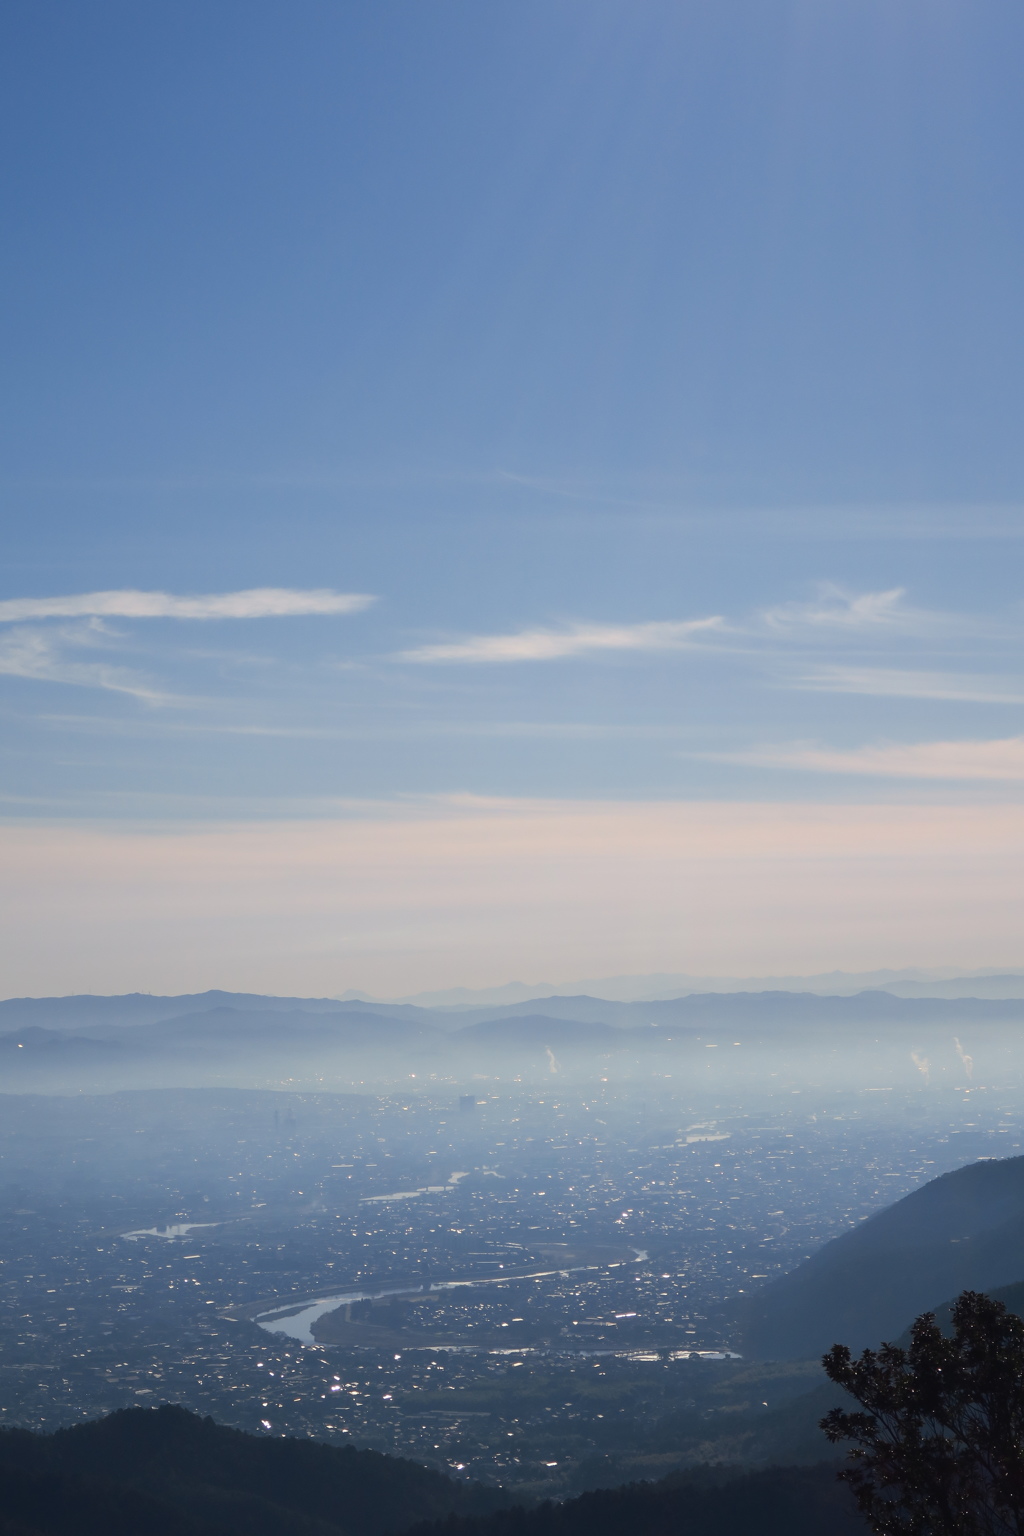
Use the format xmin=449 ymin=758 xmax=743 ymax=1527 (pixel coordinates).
xmin=3 ymin=0 xmax=1024 ymax=997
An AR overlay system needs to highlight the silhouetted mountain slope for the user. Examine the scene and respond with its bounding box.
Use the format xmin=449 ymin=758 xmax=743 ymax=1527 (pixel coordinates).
xmin=408 ymin=1463 xmax=863 ymax=1536
xmin=743 ymin=1155 xmax=1024 ymax=1359
xmin=972 ymin=1276 xmax=1024 ymax=1320
xmin=0 ymin=1406 xmax=504 ymax=1536
xmin=904 ymin=1276 xmax=1024 ymax=1341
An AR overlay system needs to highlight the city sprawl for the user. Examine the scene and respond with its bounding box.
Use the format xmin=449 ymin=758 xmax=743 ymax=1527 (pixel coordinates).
xmin=0 ymin=1081 xmax=1015 ymax=1493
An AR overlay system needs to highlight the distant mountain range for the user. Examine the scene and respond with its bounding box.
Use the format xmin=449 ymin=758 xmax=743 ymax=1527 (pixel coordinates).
xmin=3 ymin=989 xmax=1024 ymax=1088
xmin=6 ymin=969 xmax=1024 ymax=1038
xmin=385 ymin=970 xmax=1024 ymax=1006
xmin=0 ymin=991 xmax=409 ymax=1031
xmin=6 ymin=986 xmax=1024 ymax=1037
xmin=742 ymin=1154 xmax=1024 ymax=1359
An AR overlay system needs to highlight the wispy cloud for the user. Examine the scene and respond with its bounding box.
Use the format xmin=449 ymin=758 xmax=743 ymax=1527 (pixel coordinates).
xmin=790 ymin=667 xmax=1024 ymax=705
xmin=0 ymin=588 xmax=375 ymax=622
xmin=716 ymin=736 xmax=1024 ymax=781
xmin=762 ymin=584 xmax=912 ymax=631
xmin=398 ymin=617 xmax=723 ymax=664
xmin=35 ymin=714 xmax=696 ymax=743
xmin=0 ymin=624 xmax=176 ymax=701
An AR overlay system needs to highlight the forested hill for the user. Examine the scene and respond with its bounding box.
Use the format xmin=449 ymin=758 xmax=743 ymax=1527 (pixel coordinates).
xmin=742 ymin=1155 xmax=1024 ymax=1358
xmin=0 ymin=1404 xmax=865 ymax=1536
xmin=407 ymin=1463 xmax=865 ymax=1536
xmin=0 ymin=1405 xmax=505 ymax=1536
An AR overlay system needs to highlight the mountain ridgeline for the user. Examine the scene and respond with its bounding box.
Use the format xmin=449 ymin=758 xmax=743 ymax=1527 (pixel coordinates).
xmin=6 ymin=988 xmax=1024 ymax=1034
xmin=0 ymin=1405 xmax=505 ymax=1536
xmin=0 ymin=987 xmax=1021 ymax=1091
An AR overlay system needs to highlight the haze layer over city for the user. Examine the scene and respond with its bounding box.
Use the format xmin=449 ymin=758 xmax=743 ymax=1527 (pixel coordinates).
xmin=3 ymin=1 xmax=1024 ymax=1529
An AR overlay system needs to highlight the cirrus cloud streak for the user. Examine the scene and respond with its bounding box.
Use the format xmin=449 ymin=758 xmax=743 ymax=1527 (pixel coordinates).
xmin=714 ymin=736 xmax=1024 ymax=781
xmin=0 ymin=588 xmax=375 ymax=622
xmin=790 ymin=667 xmax=1024 ymax=705
xmin=0 ymin=625 xmax=180 ymax=702
xmin=398 ymin=616 xmax=723 ymax=663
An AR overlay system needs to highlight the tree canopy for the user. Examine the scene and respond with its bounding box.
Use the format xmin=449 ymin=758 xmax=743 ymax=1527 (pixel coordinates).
xmin=822 ymin=1290 xmax=1024 ymax=1535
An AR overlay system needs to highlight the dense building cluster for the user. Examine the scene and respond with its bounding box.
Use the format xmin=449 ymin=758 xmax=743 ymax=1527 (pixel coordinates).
xmin=0 ymin=1082 xmax=1015 ymax=1488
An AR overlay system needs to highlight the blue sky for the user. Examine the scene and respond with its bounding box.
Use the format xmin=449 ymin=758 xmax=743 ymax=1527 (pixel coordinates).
xmin=3 ymin=1 xmax=1024 ymax=995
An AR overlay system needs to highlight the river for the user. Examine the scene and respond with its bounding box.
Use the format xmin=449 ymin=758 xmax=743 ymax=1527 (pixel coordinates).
xmin=255 ymin=1249 xmax=650 ymax=1345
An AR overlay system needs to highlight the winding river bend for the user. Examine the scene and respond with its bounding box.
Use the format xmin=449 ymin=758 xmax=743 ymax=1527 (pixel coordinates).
xmin=255 ymin=1251 xmax=649 ymax=1345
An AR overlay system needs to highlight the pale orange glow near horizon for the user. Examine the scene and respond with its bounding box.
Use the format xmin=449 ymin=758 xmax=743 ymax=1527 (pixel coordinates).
xmin=2 ymin=796 xmax=1022 ymax=997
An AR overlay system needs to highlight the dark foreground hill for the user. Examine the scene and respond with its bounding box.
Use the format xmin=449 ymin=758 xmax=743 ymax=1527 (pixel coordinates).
xmin=0 ymin=1406 xmax=866 ymax=1536
xmin=743 ymin=1155 xmax=1024 ymax=1359
xmin=408 ymin=1463 xmax=864 ymax=1536
xmin=0 ymin=1405 xmax=505 ymax=1536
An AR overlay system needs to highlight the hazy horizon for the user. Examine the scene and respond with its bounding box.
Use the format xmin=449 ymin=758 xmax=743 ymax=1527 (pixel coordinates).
xmin=8 ymin=963 xmax=1024 ymax=1009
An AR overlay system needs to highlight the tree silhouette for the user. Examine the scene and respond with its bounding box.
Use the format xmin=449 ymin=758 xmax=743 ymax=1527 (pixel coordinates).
xmin=821 ymin=1291 xmax=1024 ymax=1535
